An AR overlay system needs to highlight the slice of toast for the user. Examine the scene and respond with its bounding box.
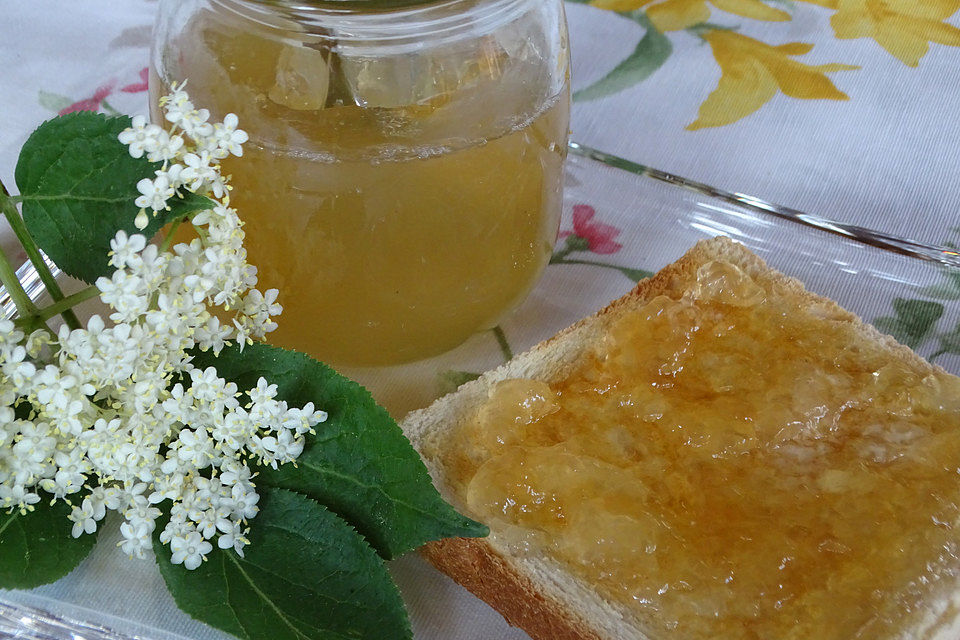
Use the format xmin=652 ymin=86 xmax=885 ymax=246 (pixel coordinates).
xmin=399 ymin=237 xmax=960 ymax=640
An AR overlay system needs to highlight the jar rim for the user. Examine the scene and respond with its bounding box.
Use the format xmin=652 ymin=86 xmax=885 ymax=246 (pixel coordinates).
xmin=209 ymin=0 xmax=534 ymax=49
xmin=251 ymin=0 xmax=485 ymax=13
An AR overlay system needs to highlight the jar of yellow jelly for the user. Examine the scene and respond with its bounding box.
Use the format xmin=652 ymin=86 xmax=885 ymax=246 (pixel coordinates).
xmin=151 ymin=0 xmax=570 ymax=365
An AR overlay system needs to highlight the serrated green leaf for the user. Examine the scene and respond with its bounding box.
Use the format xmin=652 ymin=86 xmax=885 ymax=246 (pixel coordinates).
xmin=574 ymin=10 xmax=672 ymax=102
xmin=191 ymin=343 xmax=487 ymax=560
xmin=155 ymin=488 xmax=411 ymax=640
xmin=14 ymin=111 xmax=213 ymax=284
xmin=874 ymin=298 xmax=945 ymax=349
xmin=0 ymin=500 xmax=98 ymax=588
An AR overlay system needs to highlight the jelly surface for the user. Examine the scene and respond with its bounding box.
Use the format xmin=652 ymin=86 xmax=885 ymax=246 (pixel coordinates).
xmin=447 ymin=260 xmax=960 ymax=639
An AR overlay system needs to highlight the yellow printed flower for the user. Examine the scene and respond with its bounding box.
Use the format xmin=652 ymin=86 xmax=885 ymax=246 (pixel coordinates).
xmin=590 ymin=0 xmax=655 ymax=10
xmin=689 ymin=30 xmax=859 ymax=129
xmin=591 ymin=0 xmax=791 ymax=31
xmin=828 ymin=0 xmax=960 ymax=66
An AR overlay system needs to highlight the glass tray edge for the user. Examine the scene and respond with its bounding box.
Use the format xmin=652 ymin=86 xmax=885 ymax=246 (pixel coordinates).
xmin=567 ymin=141 xmax=960 ymax=269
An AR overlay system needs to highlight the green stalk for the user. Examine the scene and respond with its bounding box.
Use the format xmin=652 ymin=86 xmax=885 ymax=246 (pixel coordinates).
xmin=100 ymin=99 xmax=121 ymax=117
xmin=0 ymin=242 xmax=38 ymax=318
xmin=549 ymin=246 xmax=573 ymax=264
xmin=0 ymin=180 xmax=81 ymax=330
xmin=551 ymin=256 xmax=652 ymax=282
xmin=160 ymin=216 xmax=185 ymax=253
xmin=33 ymin=285 xmax=99 ymax=323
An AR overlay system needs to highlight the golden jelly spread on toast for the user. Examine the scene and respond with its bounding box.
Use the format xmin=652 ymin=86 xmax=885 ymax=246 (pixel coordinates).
xmin=448 ymin=259 xmax=960 ymax=639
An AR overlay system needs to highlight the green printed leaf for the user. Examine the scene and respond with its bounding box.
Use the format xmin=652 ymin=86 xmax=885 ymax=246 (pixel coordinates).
xmin=37 ymin=91 xmax=73 ymax=113
xmin=574 ymin=10 xmax=673 ymax=102
xmin=874 ymin=298 xmax=944 ymax=350
xmin=438 ymin=370 xmax=481 ymax=395
xmin=553 ymin=234 xmax=590 ymax=258
xmin=920 ymin=267 xmax=960 ymax=301
xmin=936 ymin=322 xmax=960 ymax=359
xmin=155 ymin=488 xmax=411 ymax=640
xmin=15 ymin=111 xmax=213 ymax=284
xmin=192 ymin=343 xmax=487 ymax=560
xmin=0 ymin=500 xmax=98 ymax=589
xmin=618 ymin=266 xmax=654 ymax=282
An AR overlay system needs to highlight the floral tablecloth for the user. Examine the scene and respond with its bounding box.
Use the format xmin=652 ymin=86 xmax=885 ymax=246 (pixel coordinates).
xmin=2 ymin=1 xmax=960 ymax=639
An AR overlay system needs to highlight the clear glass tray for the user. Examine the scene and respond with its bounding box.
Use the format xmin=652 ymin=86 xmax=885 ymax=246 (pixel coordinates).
xmin=3 ymin=143 xmax=959 ymax=640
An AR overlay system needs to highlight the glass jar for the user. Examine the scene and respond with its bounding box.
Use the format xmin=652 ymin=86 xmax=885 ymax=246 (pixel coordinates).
xmin=152 ymin=0 xmax=569 ymax=366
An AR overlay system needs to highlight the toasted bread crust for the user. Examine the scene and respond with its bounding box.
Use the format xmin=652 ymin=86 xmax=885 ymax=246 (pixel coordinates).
xmin=421 ymin=537 xmax=604 ymax=640
xmin=402 ymin=237 xmax=954 ymax=640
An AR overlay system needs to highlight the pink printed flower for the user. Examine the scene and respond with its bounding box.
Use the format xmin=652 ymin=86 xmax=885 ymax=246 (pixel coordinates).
xmin=559 ymin=205 xmax=623 ymax=254
xmin=59 ymin=83 xmax=115 ymax=115
xmin=122 ymin=68 xmax=149 ymax=93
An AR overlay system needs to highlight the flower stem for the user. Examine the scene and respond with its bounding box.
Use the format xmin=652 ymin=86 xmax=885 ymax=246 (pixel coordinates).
xmin=100 ymin=100 xmax=121 ymax=117
xmin=549 ymin=246 xmax=573 ymax=264
xmin=34 ymin=285 xmax=99 ymax=323
xmin=0 ymin=240 xmax=38 ymax=318
xmin=160 ymin=216 xmax=185 ymax=253
xmin=0 ymin=180 xmax=82 ymax=330
xmin=551 ymin=256 xmax=652 ymax=283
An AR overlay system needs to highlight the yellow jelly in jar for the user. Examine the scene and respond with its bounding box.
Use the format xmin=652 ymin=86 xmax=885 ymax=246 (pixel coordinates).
xmin=151 ymin=0 xmax=570 ymax=365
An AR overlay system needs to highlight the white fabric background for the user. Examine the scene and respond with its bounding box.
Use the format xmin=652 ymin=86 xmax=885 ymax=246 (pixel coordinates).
xmin=566 ymin=3 xmax=960 ymax=247
xmin=1 ymin=1 xmax=959 ymax=639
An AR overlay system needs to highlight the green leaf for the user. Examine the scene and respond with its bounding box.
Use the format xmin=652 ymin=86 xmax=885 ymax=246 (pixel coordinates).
xmin=14 ymin=111 xmax=213 ymax=284
xmin=574 ymin=10 xmax=673 ymax=102
xmin=873 ymin=298 xmax=945 ymax=350
xmin=155 ymin=488 xmax=411 ymax=640
xmin=191 ymin=343 xmax=487 ymax=560
xmin=0 ymin=500 xmax=98 ymax=588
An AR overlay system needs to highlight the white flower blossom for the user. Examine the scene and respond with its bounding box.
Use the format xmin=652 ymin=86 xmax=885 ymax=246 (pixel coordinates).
xmin=145 ymin=129 xmax=185 ymax=163
xmin=119 ymin=521 xmax=153 ymax=559
xmin=216 ymin=519 xmax=249 ymax=556
xmin=260 ymin=428 xmax=304 ymax=467
xmin=68 ymin=497 xmax=105 ymax=538
xmin=135 ymin=174 xmax=174 ymax=212
xmin=170 ymin=531 xmax=212 ymax=570
xmin=231 ymin=482 xmax=260 ymax=520
xmin=109 ymin=231 xmax=148 ymax=269
xmin=117 ymin=115 xmax=163 ymax=159
xmin=175 ymin=427 xmax=216 ymax=469
xmin=0 ymin=86 xmax=328 ymax=569
xmin=181 ymin=151 xmax=225 ymax=197
xmin=212 ymin=113 xmax=248 ymax=158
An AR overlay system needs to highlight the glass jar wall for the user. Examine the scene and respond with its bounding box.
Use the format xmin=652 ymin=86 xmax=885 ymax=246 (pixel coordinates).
xmin=152 ymin=0 xmax=570 ymax=365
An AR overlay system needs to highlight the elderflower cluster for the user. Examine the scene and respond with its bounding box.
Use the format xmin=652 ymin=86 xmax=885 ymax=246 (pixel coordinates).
xmin=0 ymin=85 xmax=327 ymax=570
xmin=120 ymin=81 xmax=248 ymax=229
